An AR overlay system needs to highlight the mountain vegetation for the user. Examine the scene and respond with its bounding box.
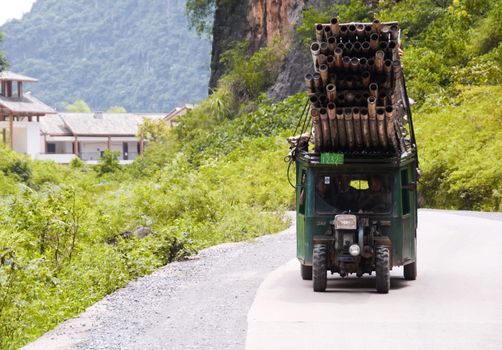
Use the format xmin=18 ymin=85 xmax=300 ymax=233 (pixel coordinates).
xmin=0 ymin=0 xmax=211 ymax=112
xmin=0 ymin=0 xmax=500 ymax=348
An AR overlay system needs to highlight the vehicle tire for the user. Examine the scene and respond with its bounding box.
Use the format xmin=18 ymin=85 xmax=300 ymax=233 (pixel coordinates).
xmin=300 ymin=264 xmax=312 ymax=280
xmin=313 ymin=244 xmax=328 ymax=292
xmin=375 ymin=246 xmax=390 ymax=294
xmin=403 ymin=262 xmax=416 ymax=280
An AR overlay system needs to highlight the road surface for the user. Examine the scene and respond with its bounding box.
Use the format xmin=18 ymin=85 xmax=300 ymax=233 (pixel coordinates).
xmin=24 ymin=210 xmax=502 ymax=350
xmin=246 ymin=210 xmax=502 ymax=350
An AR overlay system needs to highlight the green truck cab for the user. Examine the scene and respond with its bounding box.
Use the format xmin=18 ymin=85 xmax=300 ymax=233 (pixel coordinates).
xmin=294 ymin=152 xmax=418 ymax=293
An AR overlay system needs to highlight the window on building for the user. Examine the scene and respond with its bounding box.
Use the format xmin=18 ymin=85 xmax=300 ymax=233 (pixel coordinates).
xmin=47 ymin=143 xmax=56 ymax=154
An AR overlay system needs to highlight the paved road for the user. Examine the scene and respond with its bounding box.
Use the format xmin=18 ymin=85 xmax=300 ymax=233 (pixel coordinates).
xmin=24 ymin=210 xmax=502 ymax=350
xmin=246 ymin=210 xmax=502 ymax=350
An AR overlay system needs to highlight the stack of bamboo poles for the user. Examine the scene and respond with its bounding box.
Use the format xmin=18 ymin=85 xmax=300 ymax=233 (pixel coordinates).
xmin=305 ymin=18 xmax=410 ymax=155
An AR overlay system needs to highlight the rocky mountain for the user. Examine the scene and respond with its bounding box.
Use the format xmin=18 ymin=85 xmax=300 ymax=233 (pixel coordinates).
xmin=210 ymin=0 xmax=310 ymax=99
xmin=0 ymin=0 xmax=211 ymax=112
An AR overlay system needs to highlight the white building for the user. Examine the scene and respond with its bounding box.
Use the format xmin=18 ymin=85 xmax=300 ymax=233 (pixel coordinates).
xmin=39 ymin=112 xmax=166 ymax=164
xmin=0 ymin=71 xmax=57 ymax=157
xmin=1 ymin=71 xmax=193 ymax=164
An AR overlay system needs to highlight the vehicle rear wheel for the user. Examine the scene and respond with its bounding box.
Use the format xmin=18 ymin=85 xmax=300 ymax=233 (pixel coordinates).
xmin=404 ymin=261 xmax=416 ymax=280
xmin=375 ymin=246 xmax=390 ymax=294
xmin=300 ymin=263 xmax=312 ymax=280
xmin=313 ymin=244 xmax=328 ymax=292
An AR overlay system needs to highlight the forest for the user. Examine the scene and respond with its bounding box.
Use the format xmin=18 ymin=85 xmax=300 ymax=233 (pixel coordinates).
xmin=0 ymin=0 xmax=501 ymax=348
xmin=0 ymin=0 xmax=211 ymax=112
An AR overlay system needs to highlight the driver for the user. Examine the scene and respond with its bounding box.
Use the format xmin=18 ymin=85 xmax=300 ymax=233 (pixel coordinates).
xmin=361 ymin=176 xmax=389 ymax=212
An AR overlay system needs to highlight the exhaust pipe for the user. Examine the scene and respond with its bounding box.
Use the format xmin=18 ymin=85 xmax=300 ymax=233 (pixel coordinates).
xmin=330 ymin=17 xmax=340 ymax=37
xmin=360 ymin=107 xmax=371 ymax=148
xmin=310 ymin=42 xmax=320 ymax=69
xmin=375 ymin=50 xmax=385 ymax=72
xmin=352 ymin=107 xmax=363 ymax=148
xmin=328 ymin=102 xmax=338 ymax=148
xmin=368 ymin=96 xmax=379 ymax=147
xmin=320 ymin=108 xmax=331 ymax=150
xmin=326 ymin=83 xmax=337 ymax=102
xmin=336 ymin=108 xmax=346 ymax=148
xmin=350 ymin=57 xmax=360 ymax=72
xmin=344 ymin=107 xmax=355 ymax=150
xmin=376 ymin=107 xmax=387 ymax=148
xmin=312 ymin=109 xmax=322 ymax=153
xmin=345 ymin=42 xmax=353 ymax=56
xmin=336 ymin=93 xmax=346 ymax=107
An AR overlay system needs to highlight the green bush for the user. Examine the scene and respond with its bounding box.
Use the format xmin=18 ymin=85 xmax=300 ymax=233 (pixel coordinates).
xmin=415 ymin=85 xmax=502 ymax=211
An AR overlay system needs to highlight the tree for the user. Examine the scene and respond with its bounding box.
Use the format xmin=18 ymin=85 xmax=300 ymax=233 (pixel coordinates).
xmin=107 ymin=106 xmax=127 ymax=113
xmin=0 ymin=32 xmax=8 ymax=71
xmin=96 ymin=150 xmax=121 ymax=175
xmin=65 ymin=99 xmax=91 ymax=112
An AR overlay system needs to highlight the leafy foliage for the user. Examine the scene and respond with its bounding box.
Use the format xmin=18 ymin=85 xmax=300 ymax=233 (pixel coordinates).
xmin=0 ymin=37 xmax=295 ymax=346
xmin=0 ymin=32 xmax=7 ymax=71
xmin=415 ymin=86 xmax=502 ymax=211
xmin=96 ymin=150 xmax=121 ymax=176
xmin=0 ymin=0 xmax=211 ymax=112
xmin=65 ymin=99 xmax=91 ymax=113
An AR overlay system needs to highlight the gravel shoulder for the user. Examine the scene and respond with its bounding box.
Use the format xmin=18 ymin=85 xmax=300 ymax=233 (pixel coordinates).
xmin=23 ymin=213 xmax=296 ymax=350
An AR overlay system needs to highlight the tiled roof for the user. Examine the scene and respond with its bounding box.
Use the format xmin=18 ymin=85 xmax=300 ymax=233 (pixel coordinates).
xmin=0 ymin=93 xmax=56 ymax=114
xmin=0 ymin=71 xmax=38 ymax=82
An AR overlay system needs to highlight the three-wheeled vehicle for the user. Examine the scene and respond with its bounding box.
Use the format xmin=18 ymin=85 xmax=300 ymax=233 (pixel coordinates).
xmin=294 ymin=151 xmax=417 ymax=293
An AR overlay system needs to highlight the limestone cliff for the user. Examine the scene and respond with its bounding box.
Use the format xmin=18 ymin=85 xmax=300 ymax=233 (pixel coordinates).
xmin=209 ymin=0 xmax=312 ymax=99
